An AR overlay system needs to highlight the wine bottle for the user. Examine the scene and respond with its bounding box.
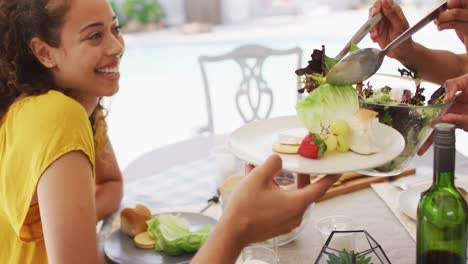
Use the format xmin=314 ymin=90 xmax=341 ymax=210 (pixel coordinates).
xmin=416 ymin=123 xmax=468 ymax=264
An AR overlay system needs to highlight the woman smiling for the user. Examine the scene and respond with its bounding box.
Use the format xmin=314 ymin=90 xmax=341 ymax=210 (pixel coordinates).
xmin=0 ymin=0 xmax=124 ymax=263
xmin=0 ymin=1 xmax=338 ymax=263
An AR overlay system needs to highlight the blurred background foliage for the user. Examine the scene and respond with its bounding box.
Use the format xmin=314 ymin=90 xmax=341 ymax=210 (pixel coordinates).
xmin=111 ymin=0 xmax=165 ymax=25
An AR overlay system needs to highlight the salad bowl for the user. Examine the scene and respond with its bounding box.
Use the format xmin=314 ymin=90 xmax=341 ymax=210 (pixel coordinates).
xmin=357 ymin=73 xmax=451 ymax=176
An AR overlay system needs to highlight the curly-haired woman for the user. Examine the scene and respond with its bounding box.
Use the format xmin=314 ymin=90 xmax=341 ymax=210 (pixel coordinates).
xmin=0 ymin=1 xmax=338 ymax=263
xmin=0 ymin=0 xmax=124 ymax=262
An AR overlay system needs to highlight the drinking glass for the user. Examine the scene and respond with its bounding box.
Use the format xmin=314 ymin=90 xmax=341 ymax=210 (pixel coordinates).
xmin=316 ymin=215 xmax=356 ymax=252
xmin=241 ymin=245 xmax=279 ymax=264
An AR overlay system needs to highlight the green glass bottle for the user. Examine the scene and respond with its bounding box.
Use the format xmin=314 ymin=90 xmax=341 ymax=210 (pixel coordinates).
xmin=416 ymin=123 xmax=468 ymax=264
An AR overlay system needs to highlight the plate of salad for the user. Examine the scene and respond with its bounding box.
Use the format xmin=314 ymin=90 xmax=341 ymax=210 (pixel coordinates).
xmin=228 ymin=45 xmax=407 ymax=175
xmin=104 ymin=212 xmax=216 ymax=264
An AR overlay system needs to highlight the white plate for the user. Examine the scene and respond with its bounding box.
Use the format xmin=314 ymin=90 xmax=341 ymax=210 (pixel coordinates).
xmin=104 ymin=212 xmax=217 ymax=264
xmin=398 ymin=179 xmax=468 ymax=220
xmin=228 ymin=116 xmax=405 ymax=175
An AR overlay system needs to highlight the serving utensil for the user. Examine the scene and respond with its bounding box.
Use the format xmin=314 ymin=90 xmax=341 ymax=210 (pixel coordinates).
xmin=327 ymin=2 xmax=448 ymax=85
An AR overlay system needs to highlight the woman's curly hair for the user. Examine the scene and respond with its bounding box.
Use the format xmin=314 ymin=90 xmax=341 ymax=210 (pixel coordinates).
xmin=0 ymin=0 xmax=109 ymax=153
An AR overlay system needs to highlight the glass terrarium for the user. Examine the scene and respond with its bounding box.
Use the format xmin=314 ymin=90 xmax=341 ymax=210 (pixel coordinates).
xmin=315 ymin=230 xmax=391 ymax=264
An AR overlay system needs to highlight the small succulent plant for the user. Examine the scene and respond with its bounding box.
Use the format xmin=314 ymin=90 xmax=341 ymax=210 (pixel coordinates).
xmin=326 ymin=249 xmax=373 ymax=264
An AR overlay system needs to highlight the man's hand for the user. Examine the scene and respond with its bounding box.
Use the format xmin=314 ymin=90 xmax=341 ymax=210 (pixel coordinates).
xmin=225 ymin=155 xmax=340 ymax=245
xmin=440 ymin=73 xmax=468 ymax=132
xmin=436 ymin=0 xmax=468 ymax=51
xmin=369 ymin=0 xmax=412 ymax=60
xmin=418 ymin=73 xmax=468 ymax=155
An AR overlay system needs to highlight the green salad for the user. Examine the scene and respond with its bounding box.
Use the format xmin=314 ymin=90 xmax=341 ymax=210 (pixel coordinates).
xmin=147 ymin=214 xmax=211 ymax=256
xmin=295 ymin=45 xmax=360 ymax=135
xmin=357 ymin=69 xmax=446 ymax=172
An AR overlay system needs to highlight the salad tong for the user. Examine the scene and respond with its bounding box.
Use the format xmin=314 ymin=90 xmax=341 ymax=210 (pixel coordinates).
xmin=327 ymin=2 xmax=448 ymax=85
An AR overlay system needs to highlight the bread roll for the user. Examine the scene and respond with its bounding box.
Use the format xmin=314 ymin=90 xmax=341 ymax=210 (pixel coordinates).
xmin=120 ymin=204 xmax=152 ymax=237
xmin=135 ymin=204 xmax=152 ymax=220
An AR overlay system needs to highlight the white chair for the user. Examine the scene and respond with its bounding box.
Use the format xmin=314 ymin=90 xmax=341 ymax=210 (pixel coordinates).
xmin=123 ymin=45 xmax=303 ymax=183
xmin=197 ymin=44 xmax=303 ymax=134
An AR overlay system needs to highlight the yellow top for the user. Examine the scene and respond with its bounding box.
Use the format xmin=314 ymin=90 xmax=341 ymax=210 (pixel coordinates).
xmin=0 ymin=90 xmax=95 ymax=264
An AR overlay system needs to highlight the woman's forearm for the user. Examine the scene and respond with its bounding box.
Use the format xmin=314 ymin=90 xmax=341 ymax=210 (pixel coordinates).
xmin=398 ymin=41 xmax=467 ymax=84
xmin=95 ymin=180 xmax=122 ymax=220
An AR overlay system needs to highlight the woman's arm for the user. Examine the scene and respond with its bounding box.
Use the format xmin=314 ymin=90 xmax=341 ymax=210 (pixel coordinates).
xmin=37 ymin=151 xmax=101 ymax=264
xmin=370 ymin=0 xmax=468 ymax=84
xmin=396 ymin=42 xmax=468 ymax=84
xmin=95 ymin=137 xmax=123 ymax=220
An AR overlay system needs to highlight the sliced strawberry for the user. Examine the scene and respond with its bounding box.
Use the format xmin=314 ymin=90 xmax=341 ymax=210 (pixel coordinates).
xmin=298 ymin=133 xmax=327 ymax=159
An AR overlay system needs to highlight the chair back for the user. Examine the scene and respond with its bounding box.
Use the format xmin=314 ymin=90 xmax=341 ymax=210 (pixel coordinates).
xmin=198 ymin=44 xmax=303 ymax=134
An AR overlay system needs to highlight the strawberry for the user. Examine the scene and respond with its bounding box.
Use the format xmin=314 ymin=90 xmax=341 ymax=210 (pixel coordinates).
xmin=298 ymin=133 xmax=327 ymax=159
xmin=298 ymin=141 xmax=319 ymax=159
xmin=301 ymin=133 xmax=313 ymax=144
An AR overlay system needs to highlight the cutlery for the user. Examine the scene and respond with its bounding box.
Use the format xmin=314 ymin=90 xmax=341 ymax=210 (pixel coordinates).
xmin=199 ymin=196 xmax=219 ymax=213
xmin=333 ymin=12 xmax=383 ymax=62
xmin=327 ymin=2 xmax=448 ymax=85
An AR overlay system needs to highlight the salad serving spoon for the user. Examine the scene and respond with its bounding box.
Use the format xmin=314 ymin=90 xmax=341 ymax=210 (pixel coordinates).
xmin=327 ymin=1 xmax=448 ymax=86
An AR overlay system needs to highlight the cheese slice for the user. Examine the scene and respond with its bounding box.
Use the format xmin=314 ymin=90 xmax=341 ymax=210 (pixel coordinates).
xmin=277 ymin=128 xmax=308 ymax=145
xmin=272 ymin=142 xmax=300 ymax=154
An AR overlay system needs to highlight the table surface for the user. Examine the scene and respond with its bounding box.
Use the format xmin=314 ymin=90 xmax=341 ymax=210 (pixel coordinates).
xmin=100 ymin=134 xmax=468 ymax=264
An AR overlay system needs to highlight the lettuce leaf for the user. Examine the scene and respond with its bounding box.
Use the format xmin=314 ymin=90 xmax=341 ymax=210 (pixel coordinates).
xmin=296 ymin=83 xmax=359 ymax=134
xmin=349 ymin=42 xmax=360 ymax=53
xmin=296 ymin=44 xmax=360 ymax=93
xmin=147 ymin=214 xmax=211 ymax=256
xmin=324 ymin=42 xmax=360 ymax=70
xmin=324 ymin=56 xmax=339 ymax=71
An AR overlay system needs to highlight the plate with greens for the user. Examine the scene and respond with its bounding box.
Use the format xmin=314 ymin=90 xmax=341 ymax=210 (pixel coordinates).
xmin=104 ymin=212 xmax=216 ymax=264
xmin=228 ymin=115 xmax=404 ymax=175
xmin=227 ymin=46 xmax=405 ymax=175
